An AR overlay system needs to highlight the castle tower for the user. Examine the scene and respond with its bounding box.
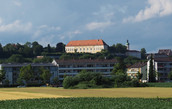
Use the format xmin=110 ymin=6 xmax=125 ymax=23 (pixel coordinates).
xmin=126 ymin=40 xmax=130 ymax=50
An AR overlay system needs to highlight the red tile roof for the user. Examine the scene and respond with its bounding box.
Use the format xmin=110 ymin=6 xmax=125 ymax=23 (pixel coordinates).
xmin=66 ymin=39 xmax=108 ymax=47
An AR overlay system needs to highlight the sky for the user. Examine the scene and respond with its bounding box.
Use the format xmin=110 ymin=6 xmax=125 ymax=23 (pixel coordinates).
xmin=0 ymin=0 xmax=172 ymax=53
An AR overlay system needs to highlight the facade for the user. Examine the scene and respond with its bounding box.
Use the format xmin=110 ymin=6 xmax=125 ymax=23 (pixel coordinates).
xmin=0 ymin=63 xmax=58 ymax=85
xmin=127 ymin=62 xmax=147 ymax=82
xmin=65 ymin=39 xmax=108 ymax=53
xmin=52 ymin=59 xmax=117 ymax=81
xmin=126 ymin=50 xmax=141 ymax=59
xmin=158 ymin=49 xmax=172 ymax=56
xmin=147 ymin=57 xmax=172 ymax=82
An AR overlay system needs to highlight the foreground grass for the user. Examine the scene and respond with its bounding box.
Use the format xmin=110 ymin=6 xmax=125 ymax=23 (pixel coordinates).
xmin=148 ymin=82 xmax=172 ymax=87
xmin=0 ymin=98 xmax=172 ymax=109
xmin=1 ymin=87 xmax=172 ymax=100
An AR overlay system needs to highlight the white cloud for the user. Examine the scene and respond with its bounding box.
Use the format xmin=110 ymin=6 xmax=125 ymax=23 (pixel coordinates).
xmin=123 ymin=0 xmax=172 ymax=23
xmin=0 ymin=20 xmax=32 ymax=33
xmin=86 ymin=21 xmax=114 ymax=31
xmin=14 ymin=1 xmax=22 ymax=7
xmin=32 ymin=25 xmax=61 ymax=39
xmin=38 ymin=35 xmax=56 ymax=47
xmin=59 ymin=30 xmax=82 ymax=40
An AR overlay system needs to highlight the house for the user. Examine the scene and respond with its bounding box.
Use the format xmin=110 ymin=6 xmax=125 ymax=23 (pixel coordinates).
xmin=65 ymin=39 xmax=108 ymax=53
xmin=0 ymin=63 xmax=58 ymax=85
xmin=158 ymin=49 xmax=172 ymax=56
xmin=147 ymin=57 xmax=172 ymax=82
xmin=127 ymin=62 xmax=147 ymax=82
xmin=52 ymin=59 xmax=117 ymax=81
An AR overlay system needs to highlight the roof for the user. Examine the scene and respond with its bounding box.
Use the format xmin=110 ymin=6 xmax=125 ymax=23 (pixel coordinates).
xmin=0 ymin=63 xmax=55 ymax=67
xmin=54 ymin=59 xmax=117 ymax=64
xmin=66 ymin=39 xmax=108 ymax=47
xmin=127 ymin=50 xmax=140 ymax=53
xmin=128 ymin=62 xmax=147 ymax=68
xmin=154 ymin=57 xmax=172 ymax=62
xmin=158 ymin=49 xmax=172 ymax=56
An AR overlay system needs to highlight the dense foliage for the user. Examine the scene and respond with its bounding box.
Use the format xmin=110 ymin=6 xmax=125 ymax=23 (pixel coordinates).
xmin=0 ymin=42 xmax=65 ymax=63
xmin=63 ymin=70 xmax=113 ymax=89
xmin=63 ymin=70 xmax=147 ymax=89
xmin=1 ymin=98 xmax=172 ymax=109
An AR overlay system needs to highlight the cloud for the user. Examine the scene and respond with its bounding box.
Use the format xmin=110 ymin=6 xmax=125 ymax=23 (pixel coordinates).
xmin=123 ymin=0 xmax=172 ymax=23
xmin=86 ymin=21 xmax=114 ymax=31
xmin=38 ymin=35 xmax=56 ymax=46
xmin=59 ymin=30 xmax=82 ymax=40
xmin=13 ymin=1 xmax=22 ymax=7
xmin=32 ymin=25 xmax=61 ymax=39
xmin=0 ymin=20 xmax=32 ymax=33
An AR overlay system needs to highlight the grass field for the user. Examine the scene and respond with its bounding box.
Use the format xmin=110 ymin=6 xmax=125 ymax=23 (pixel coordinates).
xmin=1 ymin=98 xmax=172 ymax=109
xmin=1 ymin=87 xmax=172 ymax=100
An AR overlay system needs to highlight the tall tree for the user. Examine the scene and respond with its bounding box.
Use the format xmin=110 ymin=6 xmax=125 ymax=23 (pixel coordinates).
xmin=149 ymin=54 xmax=156 ymax=82
xmin=19 ymin=64 xmax=33 ymax=85
xmin=115 ymin=43 xmax=127 ymax=53
xmin=0 ymin=43 xmax=3 ymax=58
xmin=141 ymin=48 xmax=147 ymax=59
xmin=8 ymin=54 xmax=25 ymax=63
xmin=56 ymin=42 xmax=65 ymax=53
xmin=111 ymin=58 xmax=126 ymax=75
xmin=0 ymin=69 xmax=5 ymax=84
xmin=40 ymin=68 xmax=51 ymax=84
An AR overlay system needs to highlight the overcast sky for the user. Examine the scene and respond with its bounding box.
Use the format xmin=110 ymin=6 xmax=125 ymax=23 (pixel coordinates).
xmin=0 ymin=0 xmax=172 ymax=52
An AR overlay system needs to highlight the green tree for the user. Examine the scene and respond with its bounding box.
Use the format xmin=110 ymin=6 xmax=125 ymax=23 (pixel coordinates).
xmin=52 ymin=77 xmax=59 ymax=86
xmin=19 ymin=64 xmax=34 ymax=85
xmin=149 ymin=54 xmax=156 ymax=82
xmin=136 ymin=72 xmax=143 ymax=80
xmin=0 ymin=69 xmax=5 ymax=84
xmin=141 ymin=48 xmax=147 ymax=59
xmin=63 ymin=76 xmax=74 ymax=89
xmin=56 ymin=42 xmax=65 ymax=53
xmin=0 ymin=43 xmax=4 ymax=58
xmin=111 ymin=58 xmax=126 ymax=75
xmin=115 ymin=43 xmax=127 ymax=53
xmin=168 ymin=71 xmax=172 ymax=80
xmin=40 ymin=68 xmax=51 ymax=84
xmin=8 ymin=54 xmax=25 ymax=63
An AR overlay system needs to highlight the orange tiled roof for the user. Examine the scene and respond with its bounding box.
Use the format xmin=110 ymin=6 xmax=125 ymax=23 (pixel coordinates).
xmin=66 ymin=39 xmax=108 ymax=46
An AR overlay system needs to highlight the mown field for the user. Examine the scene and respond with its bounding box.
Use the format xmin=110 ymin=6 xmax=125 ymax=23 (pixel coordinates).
xmin=1 ymin=87 xmax=172 ymax=100
xmin=1 ymin=98 xmax=172 ymax=109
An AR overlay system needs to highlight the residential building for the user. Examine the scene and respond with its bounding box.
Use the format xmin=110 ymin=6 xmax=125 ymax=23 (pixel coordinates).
xmin=52 ymin=59 xmax=117 ymax=81
xmin=65 ymin=39 xmax=108 ymax=53
xmin=158 ymin=49 xmax=172 ymax=56
xmin=0 ymin=63 xmax=58 ymax=85
xmin=126 ymin=50 xmax=141 ymax=59
xmin=127 ymin=62 xmax=147 ymax=82
xmin=147 ymin=57 xmax=172 ymax=82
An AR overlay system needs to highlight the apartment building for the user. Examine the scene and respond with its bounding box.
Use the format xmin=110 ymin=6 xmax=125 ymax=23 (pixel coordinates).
xmin=52 ymin=59 xmax=117 ymax=81
xmin=127 ymin=62 xmax=147 ymax=82
xmin=65 ymin=39 xmax=108 ymax=53
xmin=147 ymin=57 xmax=172 ymax=82
xmin=0 ymin=63 xmax=58 ymax=85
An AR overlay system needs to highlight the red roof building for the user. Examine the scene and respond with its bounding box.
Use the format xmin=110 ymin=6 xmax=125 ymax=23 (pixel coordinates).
xmin=65 ymin=39 xmax=108 ymax=53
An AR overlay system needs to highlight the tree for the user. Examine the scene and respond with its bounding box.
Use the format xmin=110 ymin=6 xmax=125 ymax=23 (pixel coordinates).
xmin=136 ymin=72 xmax=143 ymax=81
xmin=0 ymin=69 xmax=5 ymax=84
xmin=115 ymin=43 xmax=127 ymax=53
xmin=52 ymin=77 xmax=59 ymax=86
xmin=141 ymin=48 xmax=147 ymax=59
xmin=19 ymin=64 xmax=34 ymax=85
xmin=149 ymin=54 xmax=156 ymax=82
xmin=56 ymin=42 xmax=65 ymax=53
xmin=0 ymin=43 xmax=4 ymax=58
xmin=8 ymin=54 xmax=25 ymax=63
xmin=168 ymin=71 xmax=172 ymax=80
xmin=111 ymin=58 xmax=126 ymax=75
xmin=40 ymin=68 xmax=52 ymax=84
